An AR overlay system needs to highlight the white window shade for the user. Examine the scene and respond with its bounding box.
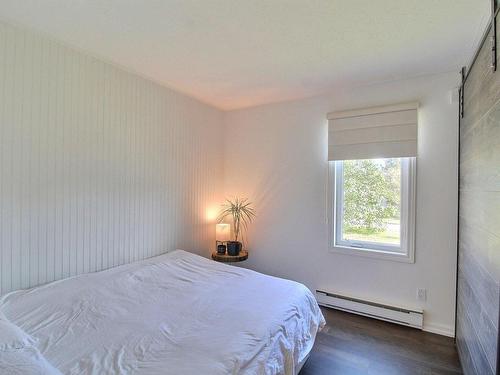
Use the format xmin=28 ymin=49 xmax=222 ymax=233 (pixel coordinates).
xmin=328 ymin=102 xmax=419 ymax=161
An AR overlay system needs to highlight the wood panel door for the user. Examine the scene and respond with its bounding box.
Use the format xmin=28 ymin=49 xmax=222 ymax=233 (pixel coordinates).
xmin=456 ymin=13 xmax=500 ymax=375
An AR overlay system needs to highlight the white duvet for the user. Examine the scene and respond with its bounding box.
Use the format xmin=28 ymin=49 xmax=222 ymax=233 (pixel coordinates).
xmin=1 ymin=250 xmax=325 ymax=374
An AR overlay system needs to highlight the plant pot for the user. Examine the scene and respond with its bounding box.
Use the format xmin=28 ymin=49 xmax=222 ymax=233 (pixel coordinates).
xmin=226 ymin=241 xmax=242 ymax=256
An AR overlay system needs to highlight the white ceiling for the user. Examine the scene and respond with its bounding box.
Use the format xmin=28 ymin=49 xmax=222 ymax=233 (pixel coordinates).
xmin=0 ymin=1 xmax=490 ymax=110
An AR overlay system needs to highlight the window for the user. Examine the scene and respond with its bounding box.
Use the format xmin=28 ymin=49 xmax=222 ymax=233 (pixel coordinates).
xmin=327 ymin=102 xmax=418 ymax=262
xmin=329 ymin=157 xmax=416 ymax=262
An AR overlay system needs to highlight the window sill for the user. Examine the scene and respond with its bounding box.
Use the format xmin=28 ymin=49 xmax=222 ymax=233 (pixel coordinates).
xmin=329 ymin=245 xmax=415 ymax=263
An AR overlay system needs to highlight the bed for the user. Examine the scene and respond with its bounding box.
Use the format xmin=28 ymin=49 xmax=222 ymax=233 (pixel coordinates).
xmin=0 ymin=250 xmax=325 ymax=374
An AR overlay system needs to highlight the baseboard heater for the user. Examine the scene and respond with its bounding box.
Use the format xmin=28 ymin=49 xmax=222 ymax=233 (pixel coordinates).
xmin=316 ymin=290 xmax=423 ymax=329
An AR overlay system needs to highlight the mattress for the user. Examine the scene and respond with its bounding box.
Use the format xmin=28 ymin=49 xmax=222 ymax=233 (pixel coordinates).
xmin=1 ymin=250 xmax=325 ymax=374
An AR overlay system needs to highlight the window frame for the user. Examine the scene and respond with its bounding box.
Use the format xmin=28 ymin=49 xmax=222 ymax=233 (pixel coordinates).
xmin=328 ymin=157 xmax=417 ymax=263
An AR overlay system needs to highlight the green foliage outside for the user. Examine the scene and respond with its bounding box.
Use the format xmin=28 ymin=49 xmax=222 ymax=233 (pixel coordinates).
xmin=342 ymin=159 xmax=400 ymax=237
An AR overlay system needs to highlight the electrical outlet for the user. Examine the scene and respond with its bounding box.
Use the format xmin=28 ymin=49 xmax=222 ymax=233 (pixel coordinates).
xmin=417 ymin=288 xmax=427 ymax=301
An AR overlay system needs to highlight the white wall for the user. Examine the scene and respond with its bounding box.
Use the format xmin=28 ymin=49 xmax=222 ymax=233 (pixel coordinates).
xmin=224 ymin=72 xmax=459 ymax=336
xmin=0 ymin=21 xmax=224 ymax=295
xmin=0 ymin=18 xmax=460 ymax=337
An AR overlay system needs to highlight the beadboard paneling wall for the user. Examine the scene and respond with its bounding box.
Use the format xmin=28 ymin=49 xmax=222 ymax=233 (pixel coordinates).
xmin=456 ymin=15 xmax=500 ymax=375
xmin=0 ymin=21 xmax=224 ymax=295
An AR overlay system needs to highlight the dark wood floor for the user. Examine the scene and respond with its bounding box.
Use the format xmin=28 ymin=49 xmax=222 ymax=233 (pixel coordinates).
xmin=300 ymin=307 xmax=462 ymax=375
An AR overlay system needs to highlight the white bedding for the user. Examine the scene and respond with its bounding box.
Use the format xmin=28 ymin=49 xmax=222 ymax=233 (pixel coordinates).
xmin=1 ymin=250 xmax=325 ymax=374
xmin=0 ymin=347 xmax=63 ymax=375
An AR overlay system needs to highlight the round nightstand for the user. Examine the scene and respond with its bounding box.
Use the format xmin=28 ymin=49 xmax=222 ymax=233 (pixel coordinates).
xmin=211 ymin=250 xmax=248 ymax=263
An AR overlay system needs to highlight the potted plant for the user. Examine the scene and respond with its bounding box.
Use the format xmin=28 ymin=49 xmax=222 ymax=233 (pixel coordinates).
xmin=217 ymin=197 xmax=256 ymax=256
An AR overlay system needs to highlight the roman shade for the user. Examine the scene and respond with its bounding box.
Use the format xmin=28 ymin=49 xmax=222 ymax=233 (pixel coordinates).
xmin=327 ymin=102 xmax=419 ymax=161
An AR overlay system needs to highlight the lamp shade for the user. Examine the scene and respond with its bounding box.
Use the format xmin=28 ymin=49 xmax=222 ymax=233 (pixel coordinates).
xmin=216 ymin=223 xmax=230 ymax=242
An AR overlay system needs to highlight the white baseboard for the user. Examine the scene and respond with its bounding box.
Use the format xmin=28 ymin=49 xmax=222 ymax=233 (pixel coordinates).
xmin=316 ymin=290 xmax=423 ymax=329
xmin=423 ymin=323 xmax=455 ymax=338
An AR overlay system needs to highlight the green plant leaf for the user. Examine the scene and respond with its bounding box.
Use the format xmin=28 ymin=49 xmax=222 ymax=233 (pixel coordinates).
xmin=217 ymin=197 xmax=256 ymax=242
